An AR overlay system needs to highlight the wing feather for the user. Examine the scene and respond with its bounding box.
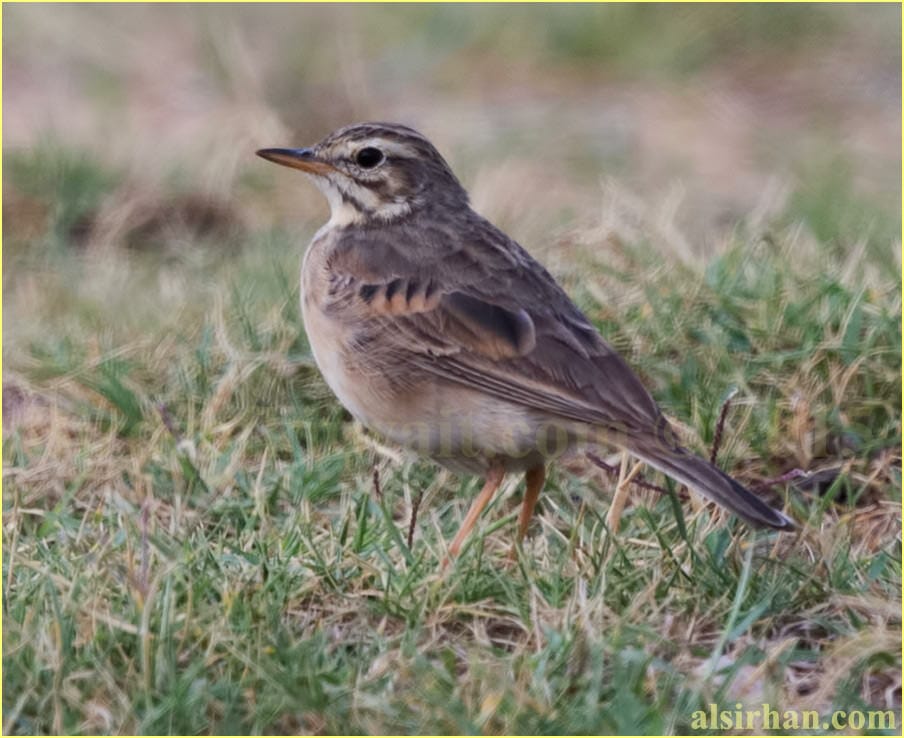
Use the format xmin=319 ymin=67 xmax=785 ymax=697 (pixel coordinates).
xmin=320 ymin=214 xmax=667 ymax=435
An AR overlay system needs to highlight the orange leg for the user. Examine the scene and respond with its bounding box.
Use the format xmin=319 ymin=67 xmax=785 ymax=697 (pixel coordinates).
xmin=445 ymin=463 xmax=506 ymax=563
xmin=517 ymin=465 xmax=546 ymax=543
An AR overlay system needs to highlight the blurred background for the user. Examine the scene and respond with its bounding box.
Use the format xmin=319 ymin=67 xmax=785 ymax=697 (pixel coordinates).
xmin=4 ymin=4 xmax=901 ymax=734
xmin=6 ymin=3 xmax=900 ymax=260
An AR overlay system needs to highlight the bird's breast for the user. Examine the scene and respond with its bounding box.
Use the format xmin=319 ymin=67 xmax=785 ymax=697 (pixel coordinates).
xmin=300 ymin=234 xmax=374 ymax=425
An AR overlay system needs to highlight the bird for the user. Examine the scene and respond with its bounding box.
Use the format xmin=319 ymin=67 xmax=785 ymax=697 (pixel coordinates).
xmin=256 ymin=122 xmax=794 ymax=561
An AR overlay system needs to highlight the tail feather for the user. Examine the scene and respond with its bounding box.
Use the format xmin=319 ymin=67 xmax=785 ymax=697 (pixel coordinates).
xmin=630 ymin=444 xmax=795 ymax=530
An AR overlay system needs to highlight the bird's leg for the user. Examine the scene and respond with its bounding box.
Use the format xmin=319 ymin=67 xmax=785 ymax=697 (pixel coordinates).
xmin=517 ymin=465 xmax=546 ymax=543
xmin=509 ymin=464 xmax=546 ymax=561
xmin=444 ymin=463 xmax=506 ymax=564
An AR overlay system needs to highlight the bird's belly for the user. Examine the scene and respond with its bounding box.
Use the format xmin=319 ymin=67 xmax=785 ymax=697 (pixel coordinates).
xmin=301 ymin=300 xmax=379 ymax=427
xmin=302 ymin=301 xmax=575 ymax=473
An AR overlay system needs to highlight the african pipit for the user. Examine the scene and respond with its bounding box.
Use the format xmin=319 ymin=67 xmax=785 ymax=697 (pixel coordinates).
xmin=257 ymin=122 xmax=794 ymax=560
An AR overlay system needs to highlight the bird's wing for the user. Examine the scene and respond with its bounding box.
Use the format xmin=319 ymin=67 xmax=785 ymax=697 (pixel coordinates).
xmin=320 ymin=218 xmax=672 ymax=440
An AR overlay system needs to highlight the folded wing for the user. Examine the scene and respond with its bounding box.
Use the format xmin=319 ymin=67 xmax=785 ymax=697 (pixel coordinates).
xmin=321 ymin=220 xmax=670 ymax=442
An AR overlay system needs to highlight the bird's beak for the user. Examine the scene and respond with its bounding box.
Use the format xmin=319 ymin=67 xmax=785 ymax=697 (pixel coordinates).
xmin=255 ymin=147 xmax=335 ymax=175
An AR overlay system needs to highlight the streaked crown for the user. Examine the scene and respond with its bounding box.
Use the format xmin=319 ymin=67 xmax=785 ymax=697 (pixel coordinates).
xmin=257 ymin=122 xmax=469 ymax=224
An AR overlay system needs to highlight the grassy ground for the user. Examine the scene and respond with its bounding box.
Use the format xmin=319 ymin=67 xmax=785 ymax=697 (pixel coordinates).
xmin=4 ymin=4 xmax=902 ymax=735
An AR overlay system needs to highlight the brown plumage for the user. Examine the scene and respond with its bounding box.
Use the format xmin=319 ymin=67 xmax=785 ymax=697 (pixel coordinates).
xmin=257 ymin=122 xmax=794 ymax=560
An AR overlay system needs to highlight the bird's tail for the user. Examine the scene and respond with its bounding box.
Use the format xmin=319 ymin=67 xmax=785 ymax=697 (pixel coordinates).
xmin=629 ymin=443 xmax=795 ymax=530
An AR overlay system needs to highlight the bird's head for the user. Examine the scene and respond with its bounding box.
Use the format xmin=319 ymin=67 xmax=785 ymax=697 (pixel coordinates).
xmin=257 ymin=122 xmax=469 ymax=226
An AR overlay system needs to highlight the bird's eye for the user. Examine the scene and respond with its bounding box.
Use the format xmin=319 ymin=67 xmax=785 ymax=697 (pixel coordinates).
xmin=355 ymin=147 xmax=384 ymax=169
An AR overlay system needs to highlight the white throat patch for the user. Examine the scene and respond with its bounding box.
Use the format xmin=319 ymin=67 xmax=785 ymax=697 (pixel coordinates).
xmin=308 ymin=171 xmax=411 ymax=228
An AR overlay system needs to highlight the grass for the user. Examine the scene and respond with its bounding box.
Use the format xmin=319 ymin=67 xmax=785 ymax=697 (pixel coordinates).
xmin=3 ymin=4 xmax=901 ymax=735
